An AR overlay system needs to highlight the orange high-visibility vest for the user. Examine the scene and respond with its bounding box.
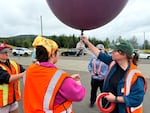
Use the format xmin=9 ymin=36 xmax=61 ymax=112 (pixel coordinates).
xmin=23 ymin=64 xmax=74 ymax=113
xmin=105 ymin=60 xmax=147 ymax=113
xmin=0 ymin=60 xmax=21 ymax=107
xmin=124 ymin=61 xmax=147 ymax=113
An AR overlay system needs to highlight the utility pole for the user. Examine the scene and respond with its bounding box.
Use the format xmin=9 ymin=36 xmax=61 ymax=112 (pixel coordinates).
xmin=144 ymin=32 xmax=145 ymax=50
xmin=40 ymin=16 xmax=43 ymax=35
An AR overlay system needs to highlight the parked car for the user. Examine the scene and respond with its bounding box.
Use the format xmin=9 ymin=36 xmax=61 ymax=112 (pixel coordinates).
xmin=61 ymin=48 xmax=87 ymax=56
xmin=12 ymin=47 xmax=32 ymax=56
xmin=138 ymin=52 xmax=150 ymax=59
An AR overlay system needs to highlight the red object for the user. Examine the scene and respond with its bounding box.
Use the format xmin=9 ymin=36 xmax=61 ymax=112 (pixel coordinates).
xmin=47 ymin=0 xmax=128 ymax=30
xmin=96 ymin=93 xmax=116 ymax=113
xmin=0 ymin=41 xmax=11 ymax=51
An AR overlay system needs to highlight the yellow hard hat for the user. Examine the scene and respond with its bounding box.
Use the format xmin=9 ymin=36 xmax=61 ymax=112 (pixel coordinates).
xmin=32 ymin=35 xmax=58 ymax=56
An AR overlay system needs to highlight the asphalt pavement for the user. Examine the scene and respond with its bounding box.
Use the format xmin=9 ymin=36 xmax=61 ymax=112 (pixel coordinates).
xmin=10 ymin=55 xmax=150 ymax=113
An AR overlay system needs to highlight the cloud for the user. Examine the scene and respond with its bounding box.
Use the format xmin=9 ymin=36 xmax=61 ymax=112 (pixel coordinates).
xmin=0 ymin=0 xmax=150 ymax=45
xmin=84 ymin=0 xmax=150 ymax=44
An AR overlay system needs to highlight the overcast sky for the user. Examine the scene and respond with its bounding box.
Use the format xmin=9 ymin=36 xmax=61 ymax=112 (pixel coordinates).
xmin=0 ymin=0 xmax=150 ymax=44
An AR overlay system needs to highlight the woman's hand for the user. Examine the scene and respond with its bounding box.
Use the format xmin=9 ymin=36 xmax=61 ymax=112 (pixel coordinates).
xmin=81 ymin=36 xmax=89 ymax=44
xmin=9 ymin=71 xmax=26 ymax=82
xmin=71 ymin=74 xmax=80 ymax=81
xmin=71 ymin=74 xmax=81 ymax=85
xmin=81 ymin=35 xmax=100 ymax=57
xmin=104 ymin=92 xmax=116 ymax=102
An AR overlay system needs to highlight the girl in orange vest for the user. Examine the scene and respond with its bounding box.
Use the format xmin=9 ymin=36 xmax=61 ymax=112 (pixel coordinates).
xmin=0 ymin=42 xmax=25 ymax=113
xmin=82 ymin=36 xmax=147 ymax=113
xmin=23 ymin=36 xmax=86 ymax=113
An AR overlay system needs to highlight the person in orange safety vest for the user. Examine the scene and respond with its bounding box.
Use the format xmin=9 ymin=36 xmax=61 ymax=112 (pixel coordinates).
xmin=0 ymin=41 xmax=25 ymax=113
xmin=82 ymin=36 xmax=147 ymax=113
xmin=23 ymin=36 xmax=86 ymax=113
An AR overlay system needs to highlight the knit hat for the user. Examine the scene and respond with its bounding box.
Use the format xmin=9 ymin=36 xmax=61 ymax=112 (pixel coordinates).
xmin=96 ymin=44 xmax=104 ymax=50
xmin=111 ymin=40 xmax=133 ymax=56
xmin=0 ymin=41 xmax=12 ymax=53
xmin=32 ymin=35 xmax=58 ymax=56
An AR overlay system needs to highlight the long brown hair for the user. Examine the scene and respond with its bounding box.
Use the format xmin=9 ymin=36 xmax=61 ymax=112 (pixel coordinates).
xmin=128 ymin=52 xmax=139 ymax=66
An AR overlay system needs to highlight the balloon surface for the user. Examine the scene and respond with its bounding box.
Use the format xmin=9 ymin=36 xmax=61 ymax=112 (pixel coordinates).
xmin=47 ymin=0 xmax=128 ymax=30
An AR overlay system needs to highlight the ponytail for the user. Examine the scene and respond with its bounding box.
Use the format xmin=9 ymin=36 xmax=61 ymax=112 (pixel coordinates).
xmin=132 ymin=52 xmax=139 ymax=65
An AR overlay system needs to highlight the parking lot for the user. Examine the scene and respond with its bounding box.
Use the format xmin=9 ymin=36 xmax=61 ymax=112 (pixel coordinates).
xmin=10 ymin=54 xmax=150 ymax=113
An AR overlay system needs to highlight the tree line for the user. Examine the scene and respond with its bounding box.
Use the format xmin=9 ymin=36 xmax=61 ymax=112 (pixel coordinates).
xmin=0 ymin=34 xmax=150 ymax=49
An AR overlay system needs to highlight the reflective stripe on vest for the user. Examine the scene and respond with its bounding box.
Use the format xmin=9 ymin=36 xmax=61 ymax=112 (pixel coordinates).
xmin=125 ymin=69 xmax=143 ymax=112
xmin=131 ymin=103 xmax=143 ymax=112
xmin=0 ymin=65 xmax=9 ymax=106
xmin=43 ymin=70 xmax=72 ymax=113
xmin=61 ymin=105 xmax=72 ymax=113
xmin=0 ymin=60 xmax=20 ymax=106
xmin=10 ymin=60 xmax=21 ymax=97
xmin=125 ymin=69 xmax=141 ymax=95
xmin=104 ymin=61 xmax=116 ymax=81
xmin=10 ymin=60 xmax=19 ymax=74
xmin=0 ymin=84 xmax=8 ymax=106
xmin=93 ymin=59 xmax=103 ymax=77
xmin=93 ymin=59 xmax=96 ymax=74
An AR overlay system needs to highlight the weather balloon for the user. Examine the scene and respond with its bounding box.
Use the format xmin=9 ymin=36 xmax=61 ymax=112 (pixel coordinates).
xmin=47 ymin=0 xmax=128 ymax=30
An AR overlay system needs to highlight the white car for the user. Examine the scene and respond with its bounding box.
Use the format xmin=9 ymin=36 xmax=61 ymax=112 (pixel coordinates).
xmin=12 ymin=48 xmax=32 ymax=56
xmin=138 ymin=52 xmax=150 ymax=59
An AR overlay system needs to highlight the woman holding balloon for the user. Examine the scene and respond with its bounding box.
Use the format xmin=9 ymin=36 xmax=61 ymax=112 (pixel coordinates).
xmin=81 ymin=36 xmax=147 ymax=113
xmin=46 ymin=0 xmax=147 ymax=112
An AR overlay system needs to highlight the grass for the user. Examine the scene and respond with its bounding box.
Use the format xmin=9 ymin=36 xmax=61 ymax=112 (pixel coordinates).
xmin=140 ymin=49 xmax=150 ymax=53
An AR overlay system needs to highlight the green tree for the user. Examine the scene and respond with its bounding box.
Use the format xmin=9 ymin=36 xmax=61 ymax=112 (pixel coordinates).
xmin=23 ymin=39 xmax=30 ymax=48
xmin=116 ymin=36 xmax=124 ymax=43
xmin=128 ymin=36 xmax=138 ymax=49
xmin=104 ymin=37 xmax=110 ymax=49
xmin=143 ymin=40 xmax=150 ymax=49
